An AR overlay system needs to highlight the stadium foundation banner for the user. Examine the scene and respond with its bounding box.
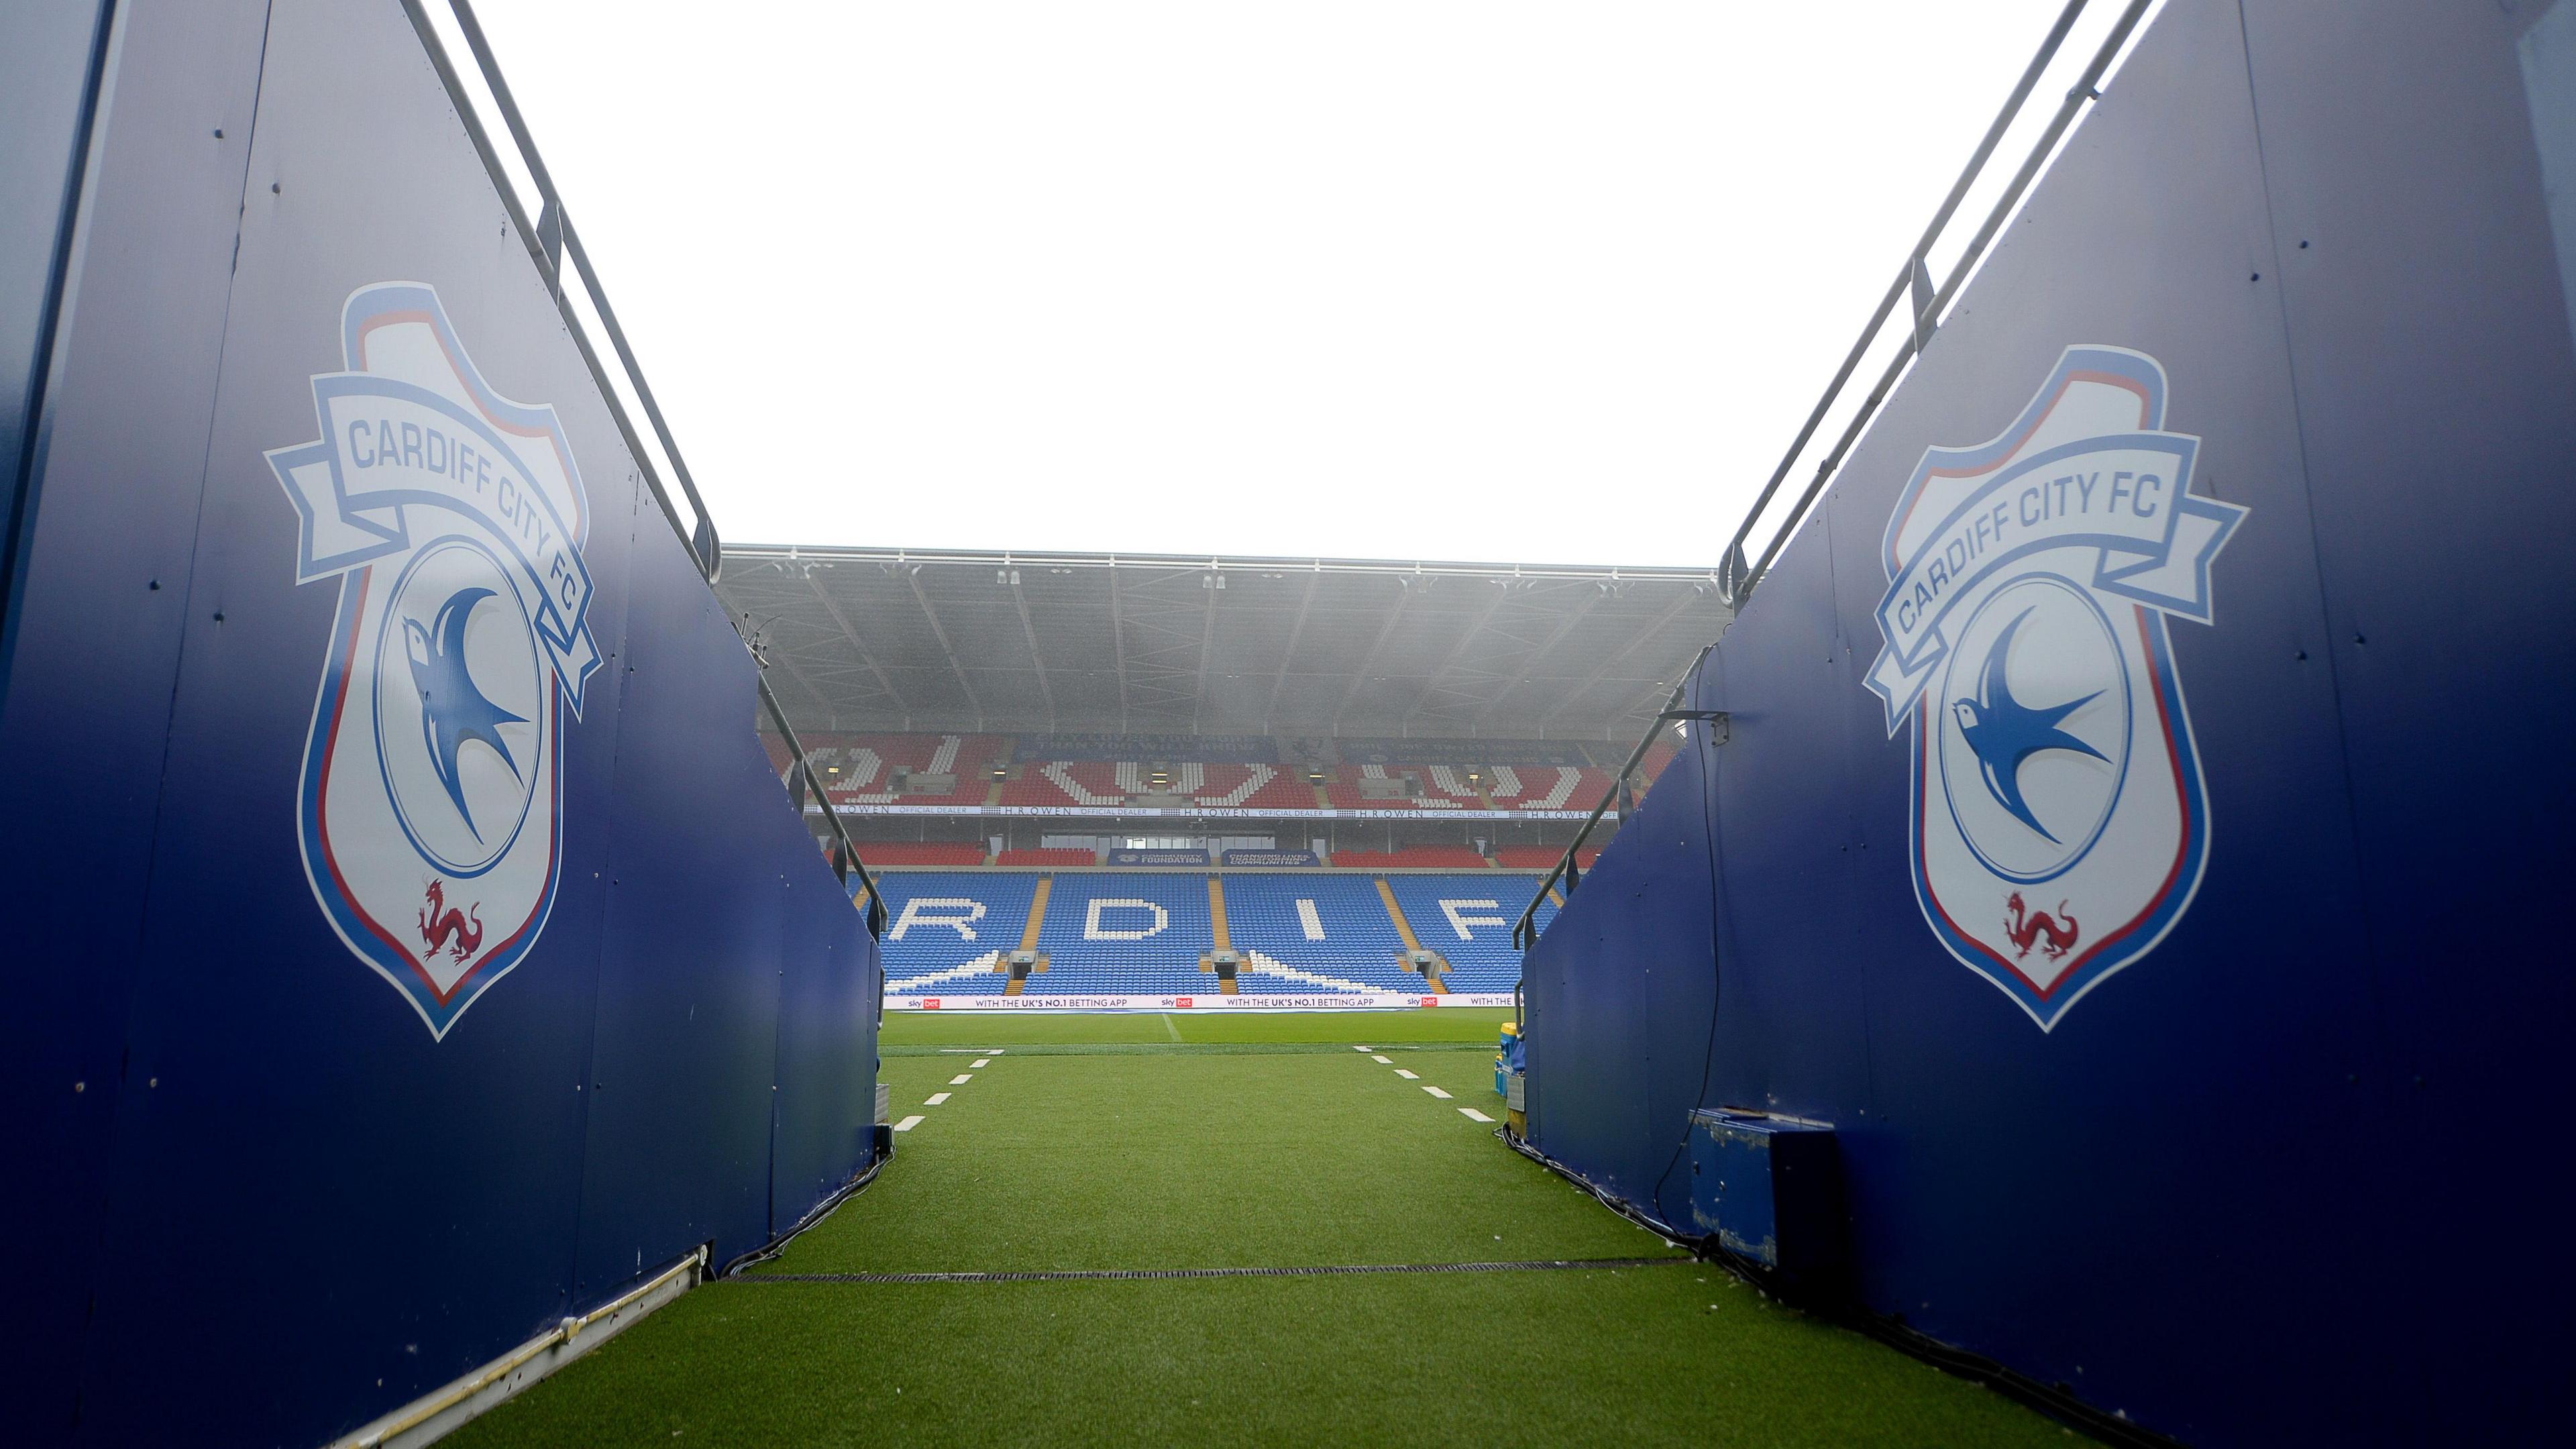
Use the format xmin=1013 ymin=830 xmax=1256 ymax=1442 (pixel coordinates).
xmin=891 ymin=993 xmax=1515 ymax=1011
xmin=1521 ymin=2 xmax=2576 ymax=1444
xmin=1222 ymin=847 xmax=1324 ymax=867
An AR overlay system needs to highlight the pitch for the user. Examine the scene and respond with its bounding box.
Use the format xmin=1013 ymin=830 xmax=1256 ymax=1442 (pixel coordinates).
xmin=450 ymin=1009 xmax=2078 ymax=1446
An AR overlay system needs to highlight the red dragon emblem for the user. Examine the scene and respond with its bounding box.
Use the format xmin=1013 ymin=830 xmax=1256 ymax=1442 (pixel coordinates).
xmin=2004 ymin=891 xmax=2079 ymax=961
xmin=419 ymin=879 xmax=484 ymax=963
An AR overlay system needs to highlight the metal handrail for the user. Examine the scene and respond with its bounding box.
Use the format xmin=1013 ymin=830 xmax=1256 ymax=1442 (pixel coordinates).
xmin=406 ymin=0 xmax=722 ymax=581
xmin=1511 ymin=0 xmax=2154 ymax=961
xmin=399 ymin=0 xmax=884 ymax=940
xmin=1509 ymin=649 xmax=1711 ymax=953
xmin=757 ymin=674 xmax=889 ymax=938
xmin=1719 ymin=0 xmax=2153 ymax=605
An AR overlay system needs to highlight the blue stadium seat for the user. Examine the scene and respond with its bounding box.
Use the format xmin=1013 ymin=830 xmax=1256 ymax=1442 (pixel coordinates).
xmin=1387 ymin=874 xmax=1554 ymax=993
xmin=1034 ymin=873 xmax=1214 ymax=995
xmin=873 ymin=870 xmax=1040 ymax=995
xmin=1218 ymin=873 xmax=1416 ymax=992
xmin=871 ymin=869 xmax=1556 ymax=999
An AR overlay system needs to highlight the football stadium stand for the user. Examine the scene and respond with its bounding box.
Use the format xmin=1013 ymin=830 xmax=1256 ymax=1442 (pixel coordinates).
xmin=872 ymin=869 xmax=1550 ymax=1000
xmin=765 ymin=732 xmax=1672 ymax=820
xmin=1329 ymin=847 xmax=1493 ymax=869
xmin=993 ymin=761 xmax=1311 ymax=811
xmin=994 ymin=847 xmax=1098 ymax=867
xmin=1220 ymin=873 xmax=1419 ymax=991
xmin=877 ymin=871 xmax=1044 ymax=996
xmin=807 ymin=733 xmax=1008 ymax=807
xmin=853 ymin=842 xmax=990 ymax=867
xmin=1387 ymin=876 xmax=1547 ymax=993
xmin=1318 ymin=763 xmax=1477 ymax=810
xmin=1034 ymin=873 xmax=1216 ymax=996
xmin=1492 ymin=846 xmax=1601 ymax=871
xmin=1316 ymin=762 xmax=1615 ymax=812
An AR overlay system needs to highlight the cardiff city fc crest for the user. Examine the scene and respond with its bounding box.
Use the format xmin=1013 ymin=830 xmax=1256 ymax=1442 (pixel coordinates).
xmin=268 ymin=283 xmax=600 ymax=1037
xmin=1865 ymin=347 xmax=2246 ymax=1029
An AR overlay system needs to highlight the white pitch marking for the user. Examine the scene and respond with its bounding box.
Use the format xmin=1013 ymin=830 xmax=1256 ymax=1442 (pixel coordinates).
xmin=1459 ymin=1107 xmax=1495 ymax=1123
xmin=971 ymin=1059 xmax=991 ymax=1068
xmin=1352 ymin=1045 xmax=1372 ymax=1052
xmin=1422 ymin=1085 xmax=1453 ymax=1099
xmin=1394 ymin=1069 xmax=1419 ymax=1080
xmin=1371 ymin=1055 xmax=1393 ymax=1064
xmin=925 ymin=1092 xmax=951 ymax=1106
xmin=950 ymin=1074 xmax=973 ymax=1085
xmin=892 ymin=1115 xmax=926 ymax=1132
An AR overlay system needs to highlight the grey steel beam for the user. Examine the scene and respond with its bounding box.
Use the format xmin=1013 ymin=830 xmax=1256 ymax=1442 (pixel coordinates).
xmin=1479 ymin=586 xmax=1604 ymax=726
xmin=1398 ymin=576 xmax=1513 ymax=732
xmin=1534 ymin=586 xmax=1717 ymax=731
xmin=1109 ymin=566 xmax=1128 ymax=733
xmin=723 ymin=543 xmax=1727 ymax=586
xmin=1191 ymin=566 xmax=1220 ymax=733
xmin=1262 ymin=568 xmax=1321 ymax=735
xmin=905 ymin=566 xmax=984 ymax=731
xmin=801 ymin=568 xmax=908 ymax=714
xmin=1330 ymin=575 xmax=1419 ymax=732
xmin=758 ymin=636 xmax=839 ymax=729
xmin=1006 ymin=570 xmax=1058 ymax=731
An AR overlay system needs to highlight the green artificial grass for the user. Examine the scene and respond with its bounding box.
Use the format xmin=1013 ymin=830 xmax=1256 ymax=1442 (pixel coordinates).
xmin=455 ymin=1268 xmax=2078 ymax=1448
xmin=765 ymin=1052 xmax=1657 ymax=1274
xmin=453 ymin=1005 xmax=2087 ymax=1447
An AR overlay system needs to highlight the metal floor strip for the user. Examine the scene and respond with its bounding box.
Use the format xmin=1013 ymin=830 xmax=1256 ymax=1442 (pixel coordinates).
xmin=738 ymin=1256 xmax=1687 ymax=1285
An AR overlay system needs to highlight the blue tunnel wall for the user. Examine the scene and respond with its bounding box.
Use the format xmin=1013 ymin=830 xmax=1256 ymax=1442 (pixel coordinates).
xmin=1525 ymin=1 xmax=2576 ymax=1444
xmin=0 ymin=3 xmax=879 ymax=1446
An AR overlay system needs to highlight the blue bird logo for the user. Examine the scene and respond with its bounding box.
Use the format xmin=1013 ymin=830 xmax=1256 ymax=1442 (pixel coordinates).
xmin=402 ymin=586 xmax=527 ymax=839
xmin=1949 ymin=609 xmax=2108 ymax=843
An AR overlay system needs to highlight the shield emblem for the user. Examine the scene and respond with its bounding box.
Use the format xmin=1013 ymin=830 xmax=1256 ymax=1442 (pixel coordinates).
xmin=1864 ymin=347 xmax=2246 ymax=1028
xmin=268 ymin=283 xmax=600 ymax=1037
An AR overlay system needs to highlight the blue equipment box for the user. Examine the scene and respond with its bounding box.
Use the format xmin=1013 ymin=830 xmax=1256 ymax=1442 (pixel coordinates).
xmin=1685 ymin=1109 xmax=1846 ymax=1293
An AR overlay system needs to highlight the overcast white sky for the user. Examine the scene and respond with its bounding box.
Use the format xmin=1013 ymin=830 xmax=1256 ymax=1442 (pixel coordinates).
xmin=464 ymin=1 xmax=2150 ymax=568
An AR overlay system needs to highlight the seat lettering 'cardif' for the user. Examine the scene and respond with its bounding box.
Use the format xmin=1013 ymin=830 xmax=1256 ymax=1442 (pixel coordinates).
xmin=268 ymin=283 xmax=601 ymax=1038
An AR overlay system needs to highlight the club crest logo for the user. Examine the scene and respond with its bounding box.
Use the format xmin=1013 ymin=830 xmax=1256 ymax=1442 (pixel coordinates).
xmin=1864 ymin=347 xmax=2245 ymax=1028
xmin=268 ymin=283 xmax=600 ymax=1037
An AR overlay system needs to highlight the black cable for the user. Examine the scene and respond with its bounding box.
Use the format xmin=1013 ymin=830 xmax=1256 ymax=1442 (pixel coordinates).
xmin=720 ymin=1150 xmax=889 ymax=1278
xmin=1646 ymin=707 xmax=1727 ymax=1220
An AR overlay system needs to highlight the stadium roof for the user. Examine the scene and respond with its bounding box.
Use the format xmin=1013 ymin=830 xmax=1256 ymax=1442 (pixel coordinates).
xmin=717 ymin=545 xmax=1733 ymax=742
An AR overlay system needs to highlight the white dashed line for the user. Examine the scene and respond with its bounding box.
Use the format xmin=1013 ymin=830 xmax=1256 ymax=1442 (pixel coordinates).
xmin=1371 ymin=1055 xmax=1393 ymax=1064
xmin=1422 ymin=1085 xmax=1453 ymax=1099
xmin=1394 ymin=1069 xmax=1419 ymax=1080
xmin=892 ymin=1115 xmax=925 ymax=1132
xmin=924 ymin=1092 xmax=951 ymax=1106
xmin=971 ymin=1059 xmax=991 ymax=1068
xmin=1459 ymin=1107 xmax=1495 ymax=1123
xmin=951 ymin=1074 xmax=973 ymax=1085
